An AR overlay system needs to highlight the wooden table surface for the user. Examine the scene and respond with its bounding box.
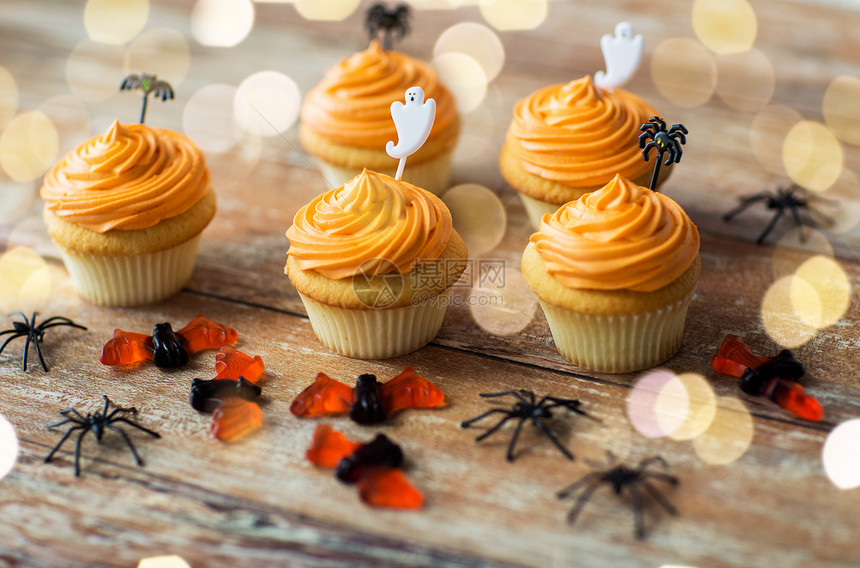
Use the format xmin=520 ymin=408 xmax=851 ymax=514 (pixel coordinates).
xmin=2 ymin=1 xmax=859 ymax=567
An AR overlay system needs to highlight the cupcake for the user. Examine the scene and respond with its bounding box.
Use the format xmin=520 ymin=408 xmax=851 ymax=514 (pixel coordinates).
xmin=285 ymin=168 xmax=467 ymax=359
xmin=299 ymin=40 xmax=460 ymax=195
xmin=500 ymin=76 xmax=670 ymax=229
xmin=521 ymin=174 xmax=700 ymax=373
xmin=41 ymin=120 xmax=215 ymax=306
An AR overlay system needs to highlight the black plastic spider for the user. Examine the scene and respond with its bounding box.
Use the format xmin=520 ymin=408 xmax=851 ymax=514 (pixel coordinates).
xmin=557 ymin=455 xmax=679 ymax=539
xmin=365 ymin=3 xmax=410 ymax=50
xmin=638 ymin=116 xmax=688 ymax=191
xmin=44 ymin=395 xmax=161 ymax=477
xmin=120 ymin=73 xmax=174 ymax=124
xmin=723 ymin=184 xmax=835 ymax=245
xmin=0 ymin=312 xmax=87 ymax=372
xmin=460 ymin=390 xmax=596 ymax=462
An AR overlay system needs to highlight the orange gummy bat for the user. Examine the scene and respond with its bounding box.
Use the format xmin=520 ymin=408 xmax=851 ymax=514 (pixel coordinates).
xmin=211 ymin=398 xmax=263 ymax=442
xmin=306 ymin=424 xmax=423 ymax=509
xmin=189 ymin=346 xmax=265 ymax=442
xmin=290 ymin=367 xmax=445 ymax=425
xmin=100 ymin=314 xmax=237 ymax=368
xmin=711 ymin=334 xmax=823 ymax=421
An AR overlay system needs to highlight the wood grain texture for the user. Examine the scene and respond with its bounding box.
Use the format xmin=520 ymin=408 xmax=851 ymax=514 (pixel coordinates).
xmin=1 ymin=1 xmax=860 ymax=567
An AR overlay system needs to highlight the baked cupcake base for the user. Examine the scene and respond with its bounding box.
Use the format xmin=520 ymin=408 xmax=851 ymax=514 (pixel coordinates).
xmin=538 ymin=294 xmax=693 ymax=373
xmin=522 ymin=243 xmax=701 ymax=373
xmin=298 ymin=290 xmax=450 ymax=359
xmin=57 ymin=235 xmax=201 ymax=307
xmin=287 ymin=227 xmax=468 ymax=360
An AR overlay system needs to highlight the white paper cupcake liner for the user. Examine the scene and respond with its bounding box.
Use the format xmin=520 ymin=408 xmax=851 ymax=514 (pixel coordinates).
xmin=56 ymin=235 xmax=201 ymax=307
xmin=315 ymin=151 xmax=453 ymax=196
xmin=538 ymin=294 xmax=694 ymax=373
xmin=298 ymin=291 xmax=451 ymax=359
xmin=518 ymin=192 xmax=564 ymax=230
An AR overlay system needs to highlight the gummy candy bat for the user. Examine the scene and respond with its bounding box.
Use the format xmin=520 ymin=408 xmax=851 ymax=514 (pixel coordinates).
xmin=100 ymin=314 xmax=237 ymax=368
xmin=306 ymin=424 xmax=423 ymax=509
xmin=290 ymin=367 xmax=444 ymax=425
xmin=711 ymin=335 xmax=823 ymax=421
xmin=189 ymin=346 xmax=265 ymax=442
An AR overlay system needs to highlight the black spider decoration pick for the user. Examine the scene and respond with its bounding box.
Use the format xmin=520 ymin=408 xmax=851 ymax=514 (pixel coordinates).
xmin=365 ymin=3 xmax=410 ymax=50
xmin=120 ymin=73 xmax=174 ymax=124
xmin=723 ymin=184 xmax=835 ymax=244
xmin=0 ymin=312 xmax=87 ymax=372
xmin=557 ymin=455 xmax=679 ymax=539
xmin=638 ymin=116 xmax=688 ymax=191
xmin=460 ymin=389 xmax=597 ymax=462
xmin=44 ymin=395 xmax=161 ymax=477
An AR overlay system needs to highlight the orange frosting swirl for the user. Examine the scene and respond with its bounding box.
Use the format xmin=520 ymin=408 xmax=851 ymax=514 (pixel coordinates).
xmin=41 ymin=121 xmax=210 ymax=233
xmin=300 ymin=40 xmax=457 ymax=148
xmin=531 ymin=174 xmax=699 ymax=292
xmin=286 ymin=169 xmax=452 ymax=279
xmin=506 ymin=76 xmax=658 ymax=189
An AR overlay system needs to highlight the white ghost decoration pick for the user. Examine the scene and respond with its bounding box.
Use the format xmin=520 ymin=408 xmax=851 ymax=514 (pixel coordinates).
xmin=386 ymin=86 xmax=436 ymax=181
xmin=594 ymin=22 xmax=643 ymax=91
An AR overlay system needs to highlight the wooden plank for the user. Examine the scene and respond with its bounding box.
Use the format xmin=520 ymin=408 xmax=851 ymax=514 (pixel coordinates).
xmin=0 ymin=293 xmax=857 ymax=568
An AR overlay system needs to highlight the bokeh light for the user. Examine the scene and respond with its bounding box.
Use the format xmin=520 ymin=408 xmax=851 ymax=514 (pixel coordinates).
xmin=822 ymin=419 xmax=860 ymax=490
xmin=137 ymin=556 xmax=192 ymax=568
xmin=750 ymin=105 xmax=803 ymax=176
xmin=761 ymin=275 xmax=817 ymax=348
xmin=442 ymin=183 xmax=506 ymax=255
xmin=790 ymin=255 xmax=851 ymax=330
xmin=479 ymin=0 xmax=548 ymax=31
xmin=0 ymin=413 xmax=18 ymax=481
xmin=651 ymin=38 xmax=716 ymax=108
xmin=295 ymin=0 xmax=360 ymax=21
xmin=0 ymin=111 xmax=58 ymax=183
xmin=692 ymin=0 xmax=757 ymax=55
xmin=714 ymin=49 xmax=774 ymax=112
xmin=823 ymin=76 xmax=860 ymax=146
xmin=468 ymin=267 xmax=537 ymax=336
xmin=182 ymin=83 xmax=239 ymax=153
xmin=234 ymin=71 xmax=301 ymax=137
xmin=191 ymin=0 xmax=255 ymax=47
xmin=692 ymin=396 xmax=753 ymax=465
xmin=627 ymin=369 xmax=688 ymax=439
xmin=0 ymin=247 xmax=52 ymax=312
xmin=434 ymin=22 xmax=505 ymax=83
xmin=66 ymin=39 xmax=126 ymax=102
xmin=783 ymin=120 xmax=843 ymax=193
xmin=0 ymin=66 xmax=18 ymax=130
xmin=84 ymin=0 xmax=149 ymax=45
xmin=125 ymin=28 xmax=191 ymax=88
xmin=668 ymin=373 xmax=717 ymax=441
xmin=432 ymin=52 xmax=487 ymax=113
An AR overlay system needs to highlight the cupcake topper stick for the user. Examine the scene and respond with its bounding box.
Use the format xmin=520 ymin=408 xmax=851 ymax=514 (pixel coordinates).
xmin=387 ymin=86 xmax=436 ymax=181
xmin=594 ymin=22 xmax=643 ymax=91
xmin=120 ymin=73 xmax=174 ymax=124
xmin=365 ymin=3 xmax=411 ymax=50
xmin=638 ymin=116 xmax=688 ymax=192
